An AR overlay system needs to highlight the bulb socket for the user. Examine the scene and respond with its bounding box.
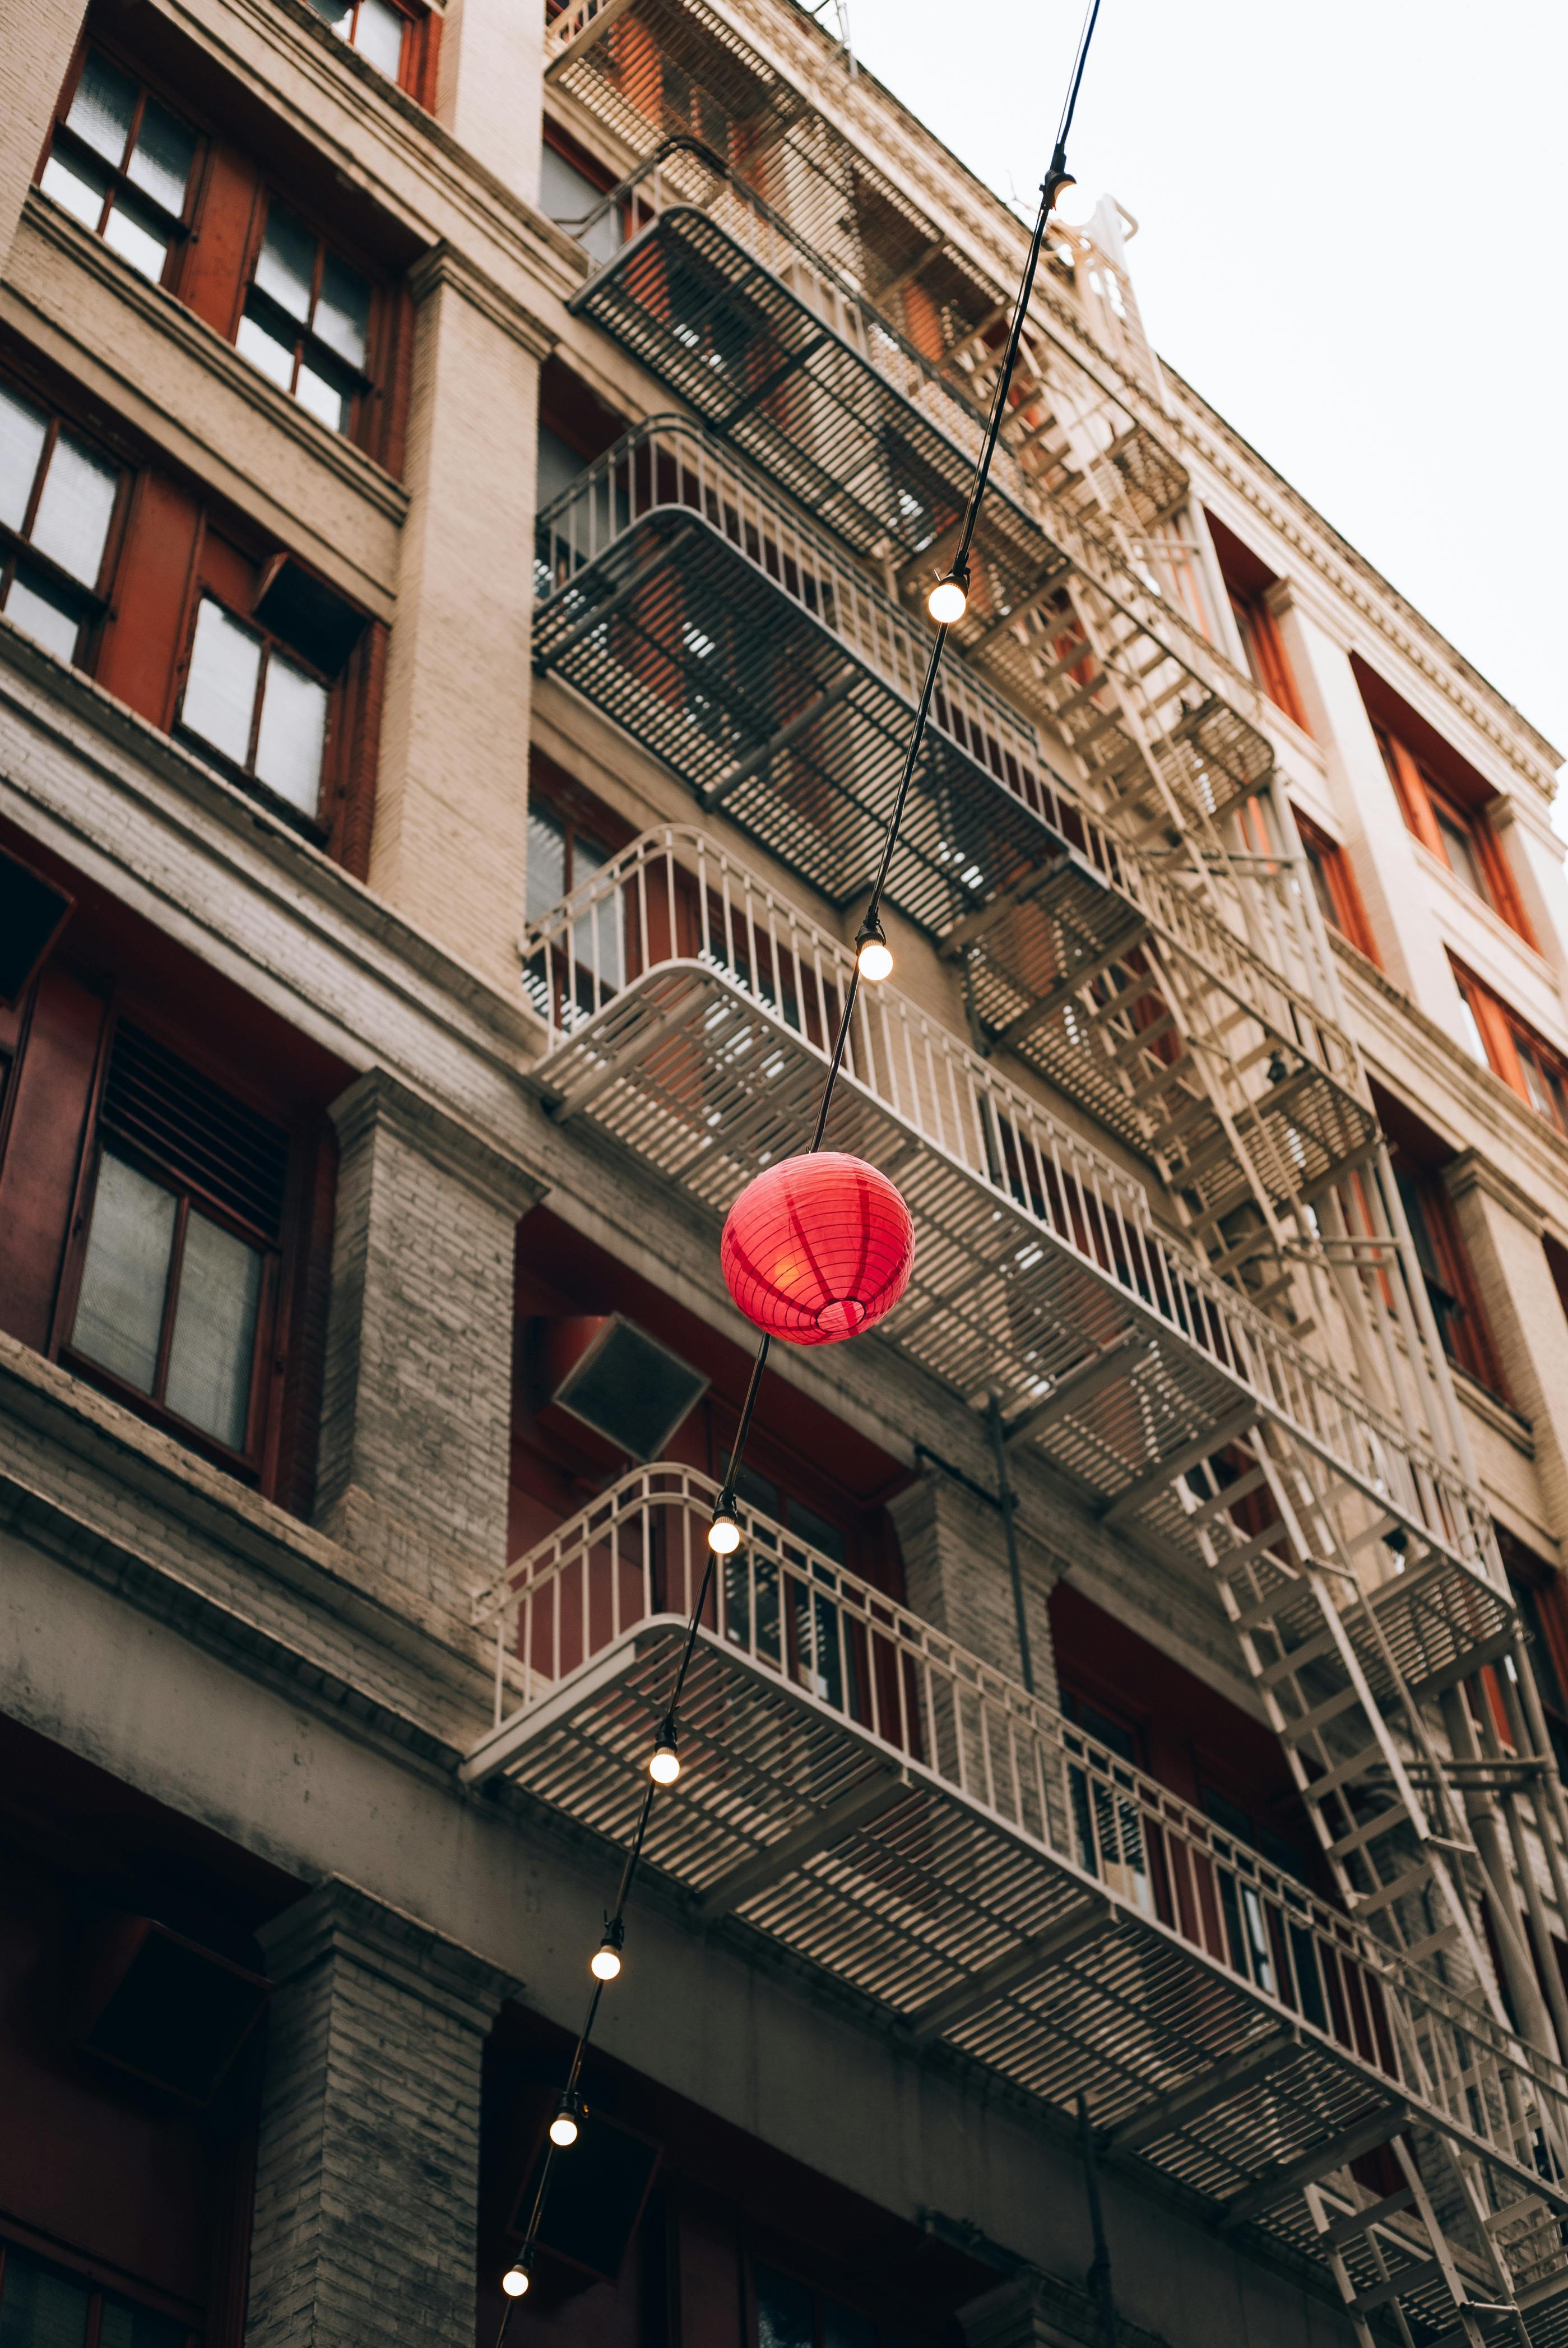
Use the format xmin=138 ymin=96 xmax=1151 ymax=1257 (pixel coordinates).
xmin=650 ymin=1713 xmax=681 ymax=1785
xmin=502 ymin=2262 xmax=531 ymax=2300
xmin=590 ymin=1915 xmax=625 ymax=1981
xmin=550 ymin=2091 xmax=584 ymax=2148
xmin=855 ymin=919 xmax=893 ymax=983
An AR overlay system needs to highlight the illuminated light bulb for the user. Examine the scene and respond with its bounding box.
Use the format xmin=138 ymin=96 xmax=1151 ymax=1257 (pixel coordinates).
xmin=650 ymin=1716 xmax=681 ymax=1785
xmin=550 ymin=2093 xmax=583 ymax=2148
xmin=855 ymin=921 xmax=893 ymax=983
xmin=1051 ymin=177 xmax=1095 ymax=228
xmin=927 ymin=574 xmax=968 ymax=627
xmin=502 ymin=2266 xmax=531 ymax=2299
xmin=708 ymin=1498 xmax=741 ymax=1555
xmin=590 ymin=1916 xmax=624 ymax=1981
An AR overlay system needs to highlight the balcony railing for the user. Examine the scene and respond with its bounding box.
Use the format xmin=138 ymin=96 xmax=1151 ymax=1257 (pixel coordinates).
xmin=464 ymin=1464 xmax=1568 ymax=2328
xmin=521 ymin=831 xmax=1502 ymax=1657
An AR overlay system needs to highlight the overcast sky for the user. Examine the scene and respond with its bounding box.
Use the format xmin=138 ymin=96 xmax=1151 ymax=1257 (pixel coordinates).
xmin=841 ymin=0 xmax=1568 ymax=783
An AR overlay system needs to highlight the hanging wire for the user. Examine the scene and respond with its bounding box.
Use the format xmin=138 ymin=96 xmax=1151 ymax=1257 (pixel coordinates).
xmin=497 ymin=7 xmax=1103 ymax=2315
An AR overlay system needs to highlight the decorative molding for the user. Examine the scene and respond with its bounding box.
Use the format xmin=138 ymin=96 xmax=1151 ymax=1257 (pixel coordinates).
xmin=328 ymin=1064 xmax=546 ymax=1219
xmin=1445 ymin=1147 xmax=1547 ymax=1239
xmin=407 ymin=240 xmax=560 ymax=357
xmin=257 ymin=1875 xmax=521 ymax=2028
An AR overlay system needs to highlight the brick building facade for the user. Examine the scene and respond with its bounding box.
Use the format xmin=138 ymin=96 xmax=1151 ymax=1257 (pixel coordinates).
xmin=2 ymin=4 xmax=1567 ymax=2346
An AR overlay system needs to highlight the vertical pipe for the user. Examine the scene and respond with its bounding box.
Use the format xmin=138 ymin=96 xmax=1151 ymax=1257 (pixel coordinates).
xmin=987 ymin=1395 xmax=1035 ymax=1695
xmin=1077 ymin=2094 xmax=1119 ymax=2347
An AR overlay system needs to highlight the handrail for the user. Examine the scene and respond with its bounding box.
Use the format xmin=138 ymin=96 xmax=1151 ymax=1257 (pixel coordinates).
xmin=520 ymin=826 xmax=1495 ymax=1578
xmin=534 ymin=417 xmax=1347 ymax=1035
xmin=471 ymin=1461 xmax=1567 ymax=2190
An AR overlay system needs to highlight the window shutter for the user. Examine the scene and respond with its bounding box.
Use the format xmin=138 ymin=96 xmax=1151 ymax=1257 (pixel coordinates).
xmin=101 ymin=1024 xmax=290 ymax=1240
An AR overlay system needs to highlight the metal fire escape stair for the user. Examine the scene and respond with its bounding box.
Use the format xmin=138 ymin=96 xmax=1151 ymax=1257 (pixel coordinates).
xmin=536 ymin=4 xmax=1568 ymax=2331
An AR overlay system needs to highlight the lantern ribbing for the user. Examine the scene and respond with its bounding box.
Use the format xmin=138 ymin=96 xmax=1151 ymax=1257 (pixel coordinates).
xmin=497 ymin=6 xmax=1103 ymax=2319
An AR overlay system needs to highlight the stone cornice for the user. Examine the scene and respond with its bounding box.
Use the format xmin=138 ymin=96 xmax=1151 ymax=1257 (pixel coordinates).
xmin=330 ymin=1066 xmax=546 ymax=1218
xmin=257 ymin=1876 xmax=522 ymax=2023
xmin=407 ymin=239 xmax=562 ymax=356
xmin=1445 ymin=1148 xmax=1547 ymax=1238
xmin=1166 ymin=368 xmax=1562 ymax=794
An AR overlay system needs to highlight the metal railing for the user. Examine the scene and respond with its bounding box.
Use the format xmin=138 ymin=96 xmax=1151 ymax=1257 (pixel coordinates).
xmin=521 ymin=827 xmax=1495 ymax=1580
xmin=534 ymin=419 xmax=1337 ymax=1022
xmin=470 ymin=1462 xmax=1567 ymax=2208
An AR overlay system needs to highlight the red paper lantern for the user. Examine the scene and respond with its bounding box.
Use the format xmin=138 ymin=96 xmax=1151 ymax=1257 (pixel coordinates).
xmin=721 ymin=1152 xmax=915 ymax=1346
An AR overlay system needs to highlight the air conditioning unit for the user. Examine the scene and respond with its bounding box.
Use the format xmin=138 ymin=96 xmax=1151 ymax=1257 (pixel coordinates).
xmin=511 ymin=2109 xmax=661 ymax=2284
xmin=544 ymin=1316 xmax=707 ymax=1461
xmin=78 ymin=1916 xmax=269 ymax=2105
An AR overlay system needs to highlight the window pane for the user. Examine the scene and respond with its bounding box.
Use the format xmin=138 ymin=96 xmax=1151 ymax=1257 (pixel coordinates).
xmin=40 ymin=147 xmax=110 ymax=232
xmin=254 ymin=651 xmax=328 ymax=812
xmin=0 ymin=386 xmax=47 ymax=531
xmin=236 ymin=307 xmax=296 ymax=392
xmin=164 ymin=1207 xmax=263 ymax=1447
xmin=31 ymin=434 xmax=118 ymax=583
xmin=255 ymin=206 xmax=317 ymax=322
xmin=755 ymin=2267 xmax=814 ymax=2348
xmin=313 ymin=252 xmax=370 ymax=369
xmin=304 ymin=0 xmax=355 ymax=31
xmin=65 ymin=52 xmax=138 ymax=168
xmin=294 ymin=359 xmax=352 ymax=433
xmin=126 ymin=96 xmax=196 ymax=217
xmin=101 ymin=192 xmax=171 ymax=281
xmin=72 ymin=1152 xmax=177 ymax=1393
xmin=353 ymin=0 xmax=406 ymax=77
xmin=1435 ymin=806 xmax=1488 ymax=899
xmin=182 ymin=597 xmax=262 ymax=765
xmin=0 ymin=2252 xmax=91 ymax=2348
xmin=99 ymin=2301 xmax=188 ymax=2348
xmin=526 ymin=804 xmax=567 ymax=922
xmin=4 ymin=571 xmax=82 ymax=662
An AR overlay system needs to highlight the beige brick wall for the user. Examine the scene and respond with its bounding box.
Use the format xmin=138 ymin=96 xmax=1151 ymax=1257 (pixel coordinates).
xmin=0 ymin=0 xmax=81 ymax=272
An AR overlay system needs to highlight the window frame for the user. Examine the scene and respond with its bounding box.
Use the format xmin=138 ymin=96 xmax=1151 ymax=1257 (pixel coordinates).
xmin=0 ymin=2222 xmax=201 ymax=2348
xmin=1451 ymin=960 xmax=1568 ymax=1139
xmin=171 ymin=584 xmax=338 ymax=833
xmin=234 ymin=196 xmax=382 ymax=444
xmin=1293 ymin=807 xmax=1377 ymax=962
xmin=0 ymin=381 xmax=129 ymax=669
xmin=1374 ymin=723 xmax=1536 ymax=943
xmin=38 ymin=42 xmax=207 ymax=294
xmin=1389 ymin=1150 xmax=1510 ymax=1402
xmin=744 ymin=2250 xmax=934 ymax=2348
xmin=303 ymin=0 xmax=437 ymax=103
xmin=52 ymin=1020 xmax=295 ymax=1481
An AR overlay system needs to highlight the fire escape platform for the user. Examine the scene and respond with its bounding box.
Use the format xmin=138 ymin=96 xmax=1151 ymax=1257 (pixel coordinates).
xmin=460 ymin=1468 xmax=1568 ymax=2335
xmin=525 ymin=884 xmax=1502 ymax=1687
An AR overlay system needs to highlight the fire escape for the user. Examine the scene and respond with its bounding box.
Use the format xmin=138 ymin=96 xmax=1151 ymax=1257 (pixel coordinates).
xmin=491 ymin=3 xmax=1568 ymax=2336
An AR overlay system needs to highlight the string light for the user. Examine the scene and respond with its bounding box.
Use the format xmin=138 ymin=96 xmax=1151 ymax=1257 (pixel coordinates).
xmin=498 ymin=6 xmax=1102 ymax=2317
xmin=855 ymin=918 xmax=893 ymax=983
xmin=649 ymin=1716 xmax=681 ymax=1785
xmin=927 ymin=566 xmax=969 ymax=627
xmin=707 ymin=1492 xmax=742 ymax=1554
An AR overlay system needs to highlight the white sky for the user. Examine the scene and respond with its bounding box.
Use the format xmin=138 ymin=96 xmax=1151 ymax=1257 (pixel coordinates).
xmin=841 ymin=0 xmax=1568 ymax=779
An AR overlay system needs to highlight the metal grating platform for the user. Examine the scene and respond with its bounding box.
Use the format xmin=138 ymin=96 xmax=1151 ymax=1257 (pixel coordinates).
xmin=463 ymin=1468 xmax=1568 ymax=2340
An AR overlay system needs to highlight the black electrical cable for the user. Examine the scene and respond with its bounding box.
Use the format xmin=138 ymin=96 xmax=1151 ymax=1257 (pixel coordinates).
xmin=495 ymin=10 xmax=1102 ymax=2319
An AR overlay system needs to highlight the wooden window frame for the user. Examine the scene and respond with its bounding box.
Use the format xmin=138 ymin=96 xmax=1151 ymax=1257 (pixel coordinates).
xmin=38 ymin=42 xmax=208 ymax=296
xmin=1374 ymin=723 xmax=1536 ymax=944
xmin=1293 ymin=808 xmax=1377 ymax=962
xmin=305 ymin=0 xmax=440 ymax=106
xmin=50 ymin=1014 xmax=304 ymax=1488
xmin=0 ymin=376 xmax=131 ymax=670
xmin=1451 ymin=959 xmax=1568 ymax=1136
xmin=1390 ymin=1151 xmax=1510 ymax=1401
xmin=234 ymin=195 xmax=387 ymax=451
xmin=170 ymin=585 xmax=340 ymax=838
xmin=0 ymin=2230 xmax=201 ymax=2348
xmin=1207 ymin=511 xmax=1309 ymax=729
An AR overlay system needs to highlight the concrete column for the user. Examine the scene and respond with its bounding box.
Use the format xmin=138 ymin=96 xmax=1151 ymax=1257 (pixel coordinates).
xmin=887 ymin=1464 xmax=1060 ymax=1711
xmin=247 ymin=1878 xmax=518 ymax=2348
xmin=1279 ymin=606 xmax=1466 ymax=1028
xmin=1492 ymin=798 xmax=1568 ymax=986
xmin=435 ymin=0 xmax=544 ymax=210
xmin=0 ymin=0 xmax=83 ymax=270
xmin=373 ymin=251 xmax=550 ymax=994
xmin=960 ymin=2271 xmax=1116 ymax=2348
xmin=1446 ymin=1151 xmax=1568 ymax=1545
xmin=316 ymin=1068 xmax=541 ymax=1611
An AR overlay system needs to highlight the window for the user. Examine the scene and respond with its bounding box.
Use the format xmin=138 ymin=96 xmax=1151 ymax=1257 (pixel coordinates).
xmin=1063 ymin=1690 xmax=1152 ymax=1915
xmin=177 ymin=595 xmax=328 ymax=815
xmin=540 ymin=136 xmax=621 ymax=267
xmin=64 ymin=1023 xmax=289 ymax=1462
xmin=1293 ymin=808 xmax=1376 ymax=961
xmin=0 ymin=2238 xmax=194 ymax=2348
xmin=1451 ymin=962 xmax=1568 ymax=1137
xmin=1208 ymin=512 xmax=1309 ymax=729
xmin=39 ymin=49 xmax=199 ymax=287
xmin=0 ymin=382 xmax=119 ymax=664
xmin=1368 ymin=705 xmax=1535 ymax=944
xmin=753 ymin=2262 xmax=914 ymax=2348
xmin=236 ymin=204 xmax=370 ymax=436
xmin=305 ymin=0 xmax=409 ymax=77
xmin=1392 ymin=1159 xmax=1507 ymax=1397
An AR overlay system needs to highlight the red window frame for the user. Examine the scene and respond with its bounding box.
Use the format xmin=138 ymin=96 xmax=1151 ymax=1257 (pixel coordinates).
xmin=305 ymin=0 xmax=439 ymax=105
xmin=1208 ymin=511 xmax=1310 ymax=729
xmin=1372 ymin=720 xmax=1537 ymax=945
xmin=1451 ymin=959 xmax=1568 ymax=1137
xmin=36 ymin=43 xmax=208 ymax=295
xmin=0 ymin=2232 xmax=200 ymax=2348
xmin=1293 ymin=808 xmax=1377 ymax=962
